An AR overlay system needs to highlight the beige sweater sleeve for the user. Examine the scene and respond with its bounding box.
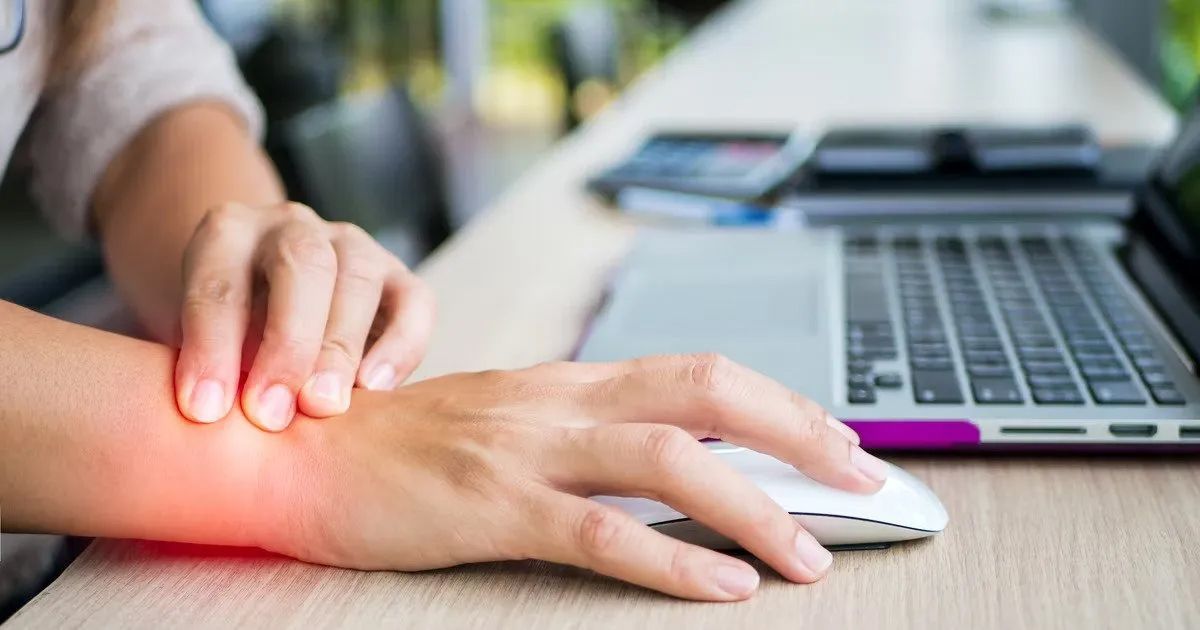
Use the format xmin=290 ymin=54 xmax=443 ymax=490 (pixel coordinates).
xmin=28 ymin=0 xmax=265 ymax=240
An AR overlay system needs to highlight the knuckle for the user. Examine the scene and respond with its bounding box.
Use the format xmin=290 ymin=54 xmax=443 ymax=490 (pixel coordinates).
xmin=392 ymin=271 xmax=430 ymax=301
xmin=280 ymin=201 xmax=318 ymax=220
xmin=640 ymin=425 xmax=694 ymax=474
xmin=577 ymin=505 xmax=624 ymax=559
xmin=185 ymin=205 xmax=246 ymax=266
xmin=745 ymin=505 xmax=783 ymax=542
xmin=790 ymin=393 xmax=830 ymax=443
xmin=260 ymin=328 xmax=320 ymax=364
xmin=321 ymin=335 xmax=361 ymax=365
xmin=274 ymin=231 xmax=337 ymax=276
xmin=331 ymin=221 xmax=372 ymax=242
xmin=688 ymin=352 xmax=738 ymax=398
xmin=201 ymin=203 xmax=247 ymax=232
xmin=666 ymin=542 xmax=696 ymax=586
xmin=337 ymin=254 xmax=384 ymax=289
xmin=183 ymin=276 xmax=245 ymax=311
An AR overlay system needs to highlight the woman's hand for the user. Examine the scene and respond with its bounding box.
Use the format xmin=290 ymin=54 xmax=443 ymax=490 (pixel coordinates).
xmin=173 ymin=202 xmax=435 ymax=431
xmin=262 ymin=354 xmax=889 ymax=602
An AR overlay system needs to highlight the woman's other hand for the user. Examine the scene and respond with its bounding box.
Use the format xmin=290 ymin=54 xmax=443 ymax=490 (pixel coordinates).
xmin=262 ymin=354 xmax=888 ymax=602
xmin=173 ymin=202 xmax=435 ymax=431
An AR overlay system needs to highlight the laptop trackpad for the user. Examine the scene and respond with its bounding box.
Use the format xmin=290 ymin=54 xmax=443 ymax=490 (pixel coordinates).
xmin=610 ymin=271 xmax=820 ymax=339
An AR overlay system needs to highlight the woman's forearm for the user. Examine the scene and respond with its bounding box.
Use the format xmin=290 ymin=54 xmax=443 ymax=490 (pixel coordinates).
xmin=92 ymin=102 xmax=285 ymax=344
xmin=0 ymin=301 xmax=274 ymax=546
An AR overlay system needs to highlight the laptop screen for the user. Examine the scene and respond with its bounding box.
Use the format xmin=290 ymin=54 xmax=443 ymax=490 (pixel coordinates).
xmin=1132 ymin=109 xmax=1200 ymax=363
xmin=1149 ymin=112 xmax=1200 ymax=262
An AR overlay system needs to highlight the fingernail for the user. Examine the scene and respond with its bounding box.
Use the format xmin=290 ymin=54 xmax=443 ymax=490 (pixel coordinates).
xmin=189 ymin=378 xmax=226 ymax=423
xmin=795 ymin=530 xmax=833 ymax=575
xmin=365 ymin=363 xmax=396 ymax=391
xmin=851 ymin=446 xmax=890 ymax=483
xmin=826 ymin=413 xmax=860 ymax=445
xmin=256 ymin=384 xmax=295 ymax=431
xmin=712 ymin=563 xmax=759 ymax=598
xmin=308 ymin=371 xmax=345 ymax=408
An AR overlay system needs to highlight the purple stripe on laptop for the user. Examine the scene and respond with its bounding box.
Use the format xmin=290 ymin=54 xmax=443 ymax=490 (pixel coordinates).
xmin=843 ymin=420 xmax=981 ymax=449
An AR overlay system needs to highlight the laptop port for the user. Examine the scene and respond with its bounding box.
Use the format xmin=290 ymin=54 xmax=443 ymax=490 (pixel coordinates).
xmin=1109 ymin=424 xmax=1157 ymax=438
xmin=1001 ymin=427 xmax=1086 ymax=435
xmin=1181 ymin=426 xmax=1200 ymax=439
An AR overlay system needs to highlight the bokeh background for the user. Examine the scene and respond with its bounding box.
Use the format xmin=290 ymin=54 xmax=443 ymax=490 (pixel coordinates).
xmin=0 ymin=0 xmax=1198 ymax=316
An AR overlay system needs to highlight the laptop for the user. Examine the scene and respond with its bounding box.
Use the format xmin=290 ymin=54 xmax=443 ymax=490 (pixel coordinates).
xmin=575 ymin=115 xmax=1200 ymax=451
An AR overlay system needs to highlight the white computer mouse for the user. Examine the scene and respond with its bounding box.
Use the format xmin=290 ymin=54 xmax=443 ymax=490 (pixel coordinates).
xmin=593 ymin=441 xmax=948 ymax=548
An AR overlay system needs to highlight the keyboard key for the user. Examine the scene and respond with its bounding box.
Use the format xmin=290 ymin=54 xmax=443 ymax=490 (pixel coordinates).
xmin=1127 ymin=348 xmax=1158 ymax=362
xmin=968 ymin=364 xmax=1013 ymax=378
xmin=912 ymin=370 xmax=965 ymax=404
xmin=911 ymin=357 xmax=954 ymax=371
xmin=847 ymin=359 xmax=873 ymax=374
xmin=936 ymin=237 xmax=966 ymax=252
xmin=1011 ymin=325 xmax=1052 ymax=339
xmin=1068 ymin=339 xmax=1114 ymax=354
xmin=1080 ymin=365 xmax=1130 ymax=381
xmin=964 ymin=349 xmax=1007 ymax=365
xmin=960 ymin=334 xmax=1003 ymax=345
xmin=906 ymin=330 xmax=947 ymax=343
xmin=1023 ymin=361 xmax=1071 ymax=375
xmin=1140 ymin=372 xmax=1173 ymax=387
xmin=1014 ymin=335 xmax=1057 ymax=349
xmin=850 ymin=322 xmax=894 ymax=335
xmin=848 ymin=373 xmax=872 ymax=388
xmin=1151 ymin=386 xmax=1185 ymax=406
xmin=1133 ymin=356 xmax=1164 ymax=371
xmin=874 ymin=372 xmax=903 ymax=388
xmin=1072 ymin=351 xmax=1120 ymax=363
xmin=958 ymin=322 xmax=999 ymax=337
xmin=1017 ymin=347 xmax=1063 ymax=362
xmin=1032 ymin=387 xmax=1085 ymax=405
xmin=845 ymin=236 xmax=878 ymax=250
xmin=962 ymin=338 xmax=1003 ymax=352
xmin=909 ymin=343 xmax=951 ymax=358
xmin=1089 ymin=380 xmax=1147 ymax=405
xmin=848 ymin=387 xmax=877 ymax=404
xmin=848 ymin=346 xmax=897 ymax=361
xmin=1064 ymin=330 xmax=1107 ymax=344
xmin=971 ymin=378 xmax=1024 ymax=404
xmin=1028 ymin=374 xmax=1075 ymax=388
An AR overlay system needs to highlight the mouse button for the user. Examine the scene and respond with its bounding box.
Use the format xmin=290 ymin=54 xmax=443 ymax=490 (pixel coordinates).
xmin=871 ymin=474 xmax=949 ymax=531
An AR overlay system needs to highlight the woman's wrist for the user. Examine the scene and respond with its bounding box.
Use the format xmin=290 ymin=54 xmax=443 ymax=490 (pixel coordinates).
xmin=245 ymin=391 xmax=385 ymax=565
xmin=0 ymin=301 xmax=279 ymax=549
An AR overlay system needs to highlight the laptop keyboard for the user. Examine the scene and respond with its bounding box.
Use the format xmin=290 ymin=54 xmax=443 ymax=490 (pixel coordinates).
xmin=843 ymin=233 xmax=1187 ymax=407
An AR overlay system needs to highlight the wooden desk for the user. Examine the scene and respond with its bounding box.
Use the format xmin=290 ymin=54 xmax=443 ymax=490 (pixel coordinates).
xmin=11 ymin=0 xmax=1196 ymax=627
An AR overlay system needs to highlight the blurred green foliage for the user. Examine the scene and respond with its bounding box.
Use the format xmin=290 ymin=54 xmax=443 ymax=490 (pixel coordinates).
xmin=278 ymin=0 xmax=684 ymax=122
xmin=1164 ymin=0 xmax=1200 ymax=110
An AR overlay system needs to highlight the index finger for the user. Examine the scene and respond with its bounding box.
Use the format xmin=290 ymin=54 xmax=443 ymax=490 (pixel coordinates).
xmin=175 ymin=207 xmax=257 ymax=423
xmin=578 ymin=353 xmax=888 ymax=494
xmin=555 ymin=423 xmax=834 ymax=585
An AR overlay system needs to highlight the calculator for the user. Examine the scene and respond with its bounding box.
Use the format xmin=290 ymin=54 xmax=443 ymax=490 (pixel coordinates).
xmin=587 ymin=131 xmax=812 ymax=202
